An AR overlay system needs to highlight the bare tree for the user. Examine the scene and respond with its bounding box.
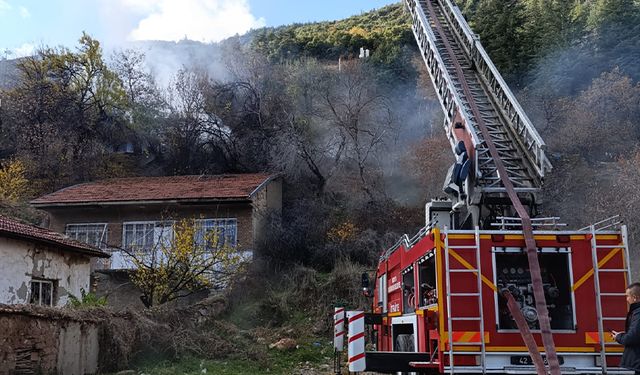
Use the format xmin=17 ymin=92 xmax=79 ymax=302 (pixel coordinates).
xmin=320 ymin=60 xmax=395 ymax=199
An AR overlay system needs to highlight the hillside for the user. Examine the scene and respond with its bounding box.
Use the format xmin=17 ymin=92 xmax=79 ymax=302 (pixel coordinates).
xmin=459 ymin=0 xmax=640 ymax=89
xmin=250 ymin=3 xmax=412 ymax=60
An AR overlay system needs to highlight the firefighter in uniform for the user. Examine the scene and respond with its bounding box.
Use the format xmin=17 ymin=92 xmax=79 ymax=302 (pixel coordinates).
xmin=613 ymin=282 xmax=640 ymax=373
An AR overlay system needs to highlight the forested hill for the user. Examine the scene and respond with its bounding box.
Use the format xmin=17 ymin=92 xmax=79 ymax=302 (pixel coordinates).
xmin=459 ymin=0 xmax=640 ymax=91
xmin=248 ymin=3 xmax=416 ymax=83
xmin=249 ymin=3 xmax=413 ymax=61
xmin=246 ymin=0 xmax=640 ymax=92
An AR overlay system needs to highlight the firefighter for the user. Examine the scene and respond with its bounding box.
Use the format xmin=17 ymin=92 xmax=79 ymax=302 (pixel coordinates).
xmin=613 ymin=282 xmax=640 ymax=374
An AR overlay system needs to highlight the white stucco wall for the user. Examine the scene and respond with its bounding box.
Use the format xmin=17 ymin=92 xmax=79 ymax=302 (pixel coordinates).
xmin=0 ymin=237 xmax=91 ymax=307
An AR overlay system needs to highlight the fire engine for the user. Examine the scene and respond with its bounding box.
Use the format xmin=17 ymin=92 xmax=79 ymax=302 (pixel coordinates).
xmin=334 ymin=0 xmax=633 ymax=374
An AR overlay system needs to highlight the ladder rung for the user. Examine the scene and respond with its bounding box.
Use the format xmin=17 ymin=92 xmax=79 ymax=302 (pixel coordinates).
xmin=449 ymin=269 xmax=478 ymax=273
xmin=600 ymin=293 xmax=626 ymax=296
xmin=602 ymin=317 xmax=626 ymax=321
xmin=450 ymin=317 xmax=482 ymax=321
xmin=596 ymin=245 xmax=625 ymax=249
xmin=449 ymin=245 xmax=478 ymax=249
xmin=450 ymin=293 xmax=480 ymax=296
xmin=597 ymin=269 xmax=629 ymax=273
xmin=451 ymin=342 xmax=484 ymax=346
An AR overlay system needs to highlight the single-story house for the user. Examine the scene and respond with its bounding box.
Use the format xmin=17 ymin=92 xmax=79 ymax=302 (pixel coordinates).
xmin=0 ymin=215 xmax=109 ymax=307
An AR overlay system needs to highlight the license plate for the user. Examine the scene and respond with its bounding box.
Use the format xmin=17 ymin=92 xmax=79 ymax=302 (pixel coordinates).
xmin=510 ymin=355 xmax=564 ymax=366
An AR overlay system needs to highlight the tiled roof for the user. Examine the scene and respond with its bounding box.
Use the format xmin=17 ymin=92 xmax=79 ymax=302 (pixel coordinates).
xmin=31 ymin=173 xmax=277 ymax=206
xmin=0 ymin=215 xmax=109 ymax=258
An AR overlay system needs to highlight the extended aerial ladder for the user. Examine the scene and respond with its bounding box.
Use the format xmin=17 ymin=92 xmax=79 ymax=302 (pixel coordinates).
xmin=406 ymin=0 xmax=551 ymax=229
xmin=406 ymin=0 xmax=557 ymax=372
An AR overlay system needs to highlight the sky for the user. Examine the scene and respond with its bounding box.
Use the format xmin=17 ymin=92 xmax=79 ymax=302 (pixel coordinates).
xmin=0 ymin=0 xmax=398 ymax=58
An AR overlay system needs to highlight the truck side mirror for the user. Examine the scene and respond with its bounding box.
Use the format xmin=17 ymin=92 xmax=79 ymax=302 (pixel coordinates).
xmin=362 ymin=273 xmax=373 ymax=297
xmin=361 ymin=272 xmax=370 ymax=289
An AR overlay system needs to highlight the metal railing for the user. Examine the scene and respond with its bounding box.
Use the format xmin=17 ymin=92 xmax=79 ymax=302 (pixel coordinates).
xmin=380 ymin=222 xmax=434 ymax=261
xmin=579 ymin=215 xmax=623 ymax=232
xmin=404 ymin=0 xmax=482 ymax=173
xmin=437 ymin=0 xmax=552 ymax=179
xmin=490 ymin=216 xmax=567 ymax=230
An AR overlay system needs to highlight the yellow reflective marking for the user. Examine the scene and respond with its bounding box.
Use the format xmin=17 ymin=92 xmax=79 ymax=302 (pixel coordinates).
xmin=448 ymin=249 xmax=497 ymax=292
xmin=452 ymin=346 xmax=480 ymax=352
xmin=459 ymin=331 xmax=475 ymax=342
xmin=573 ymin=247 xmax=622 ymax=291
xmin=597 ymin=235 xmax=620 ymax=240
xmin=448 ymin=234 xmax=474 ymax=239
xmin=434 ymin=228 xmax=445 ymax=341
xmin=388 ymin=311 xmax=402 ymax=317
xmin=585 ymin=332 xmax=616 ymax=344
xmin=443 ymin=332 xmax=490 ymax=343
xmin=478 ymin=234 xmax=587 ymax=240
xmin=484 ymin=346 xmax=595 ymax=353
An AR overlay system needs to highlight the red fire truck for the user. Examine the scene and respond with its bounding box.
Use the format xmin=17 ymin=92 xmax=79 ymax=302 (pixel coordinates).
xmin=362 ymin=212 xmax=631 ymax=374
xmin=335 ymin=0 xmax=634 ymax=373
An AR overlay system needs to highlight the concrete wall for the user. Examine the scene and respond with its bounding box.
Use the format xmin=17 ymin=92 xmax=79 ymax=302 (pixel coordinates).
xmin=0 ymin=309 xmax=99 ymax=375
xmin=252 ymin=177 xmax=283 ymax=246
xmin=0 ymin=237 xmax=91 ymax=307
xmin=92 ymin=271 xmax=210 ymax=310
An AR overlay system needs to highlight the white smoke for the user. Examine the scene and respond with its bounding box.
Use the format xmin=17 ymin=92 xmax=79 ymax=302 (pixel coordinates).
xmin=101 ymin=0 xmax=265 ymax=43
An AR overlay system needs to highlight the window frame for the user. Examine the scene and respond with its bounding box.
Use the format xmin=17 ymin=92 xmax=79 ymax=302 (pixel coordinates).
xmin=122 ymin=220 xmax=175 ymax=253
xmin=194 ymin=218 xmax=238 ymax=249
xmin=29 ymin=279 xmax=54 ymax=306
xmin=65 ymin=222 xmax=108 ymax=249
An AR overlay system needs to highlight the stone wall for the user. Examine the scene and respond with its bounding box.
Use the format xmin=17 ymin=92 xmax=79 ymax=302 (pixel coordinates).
xmin=0 ymin=305 xmax=99 ymax=375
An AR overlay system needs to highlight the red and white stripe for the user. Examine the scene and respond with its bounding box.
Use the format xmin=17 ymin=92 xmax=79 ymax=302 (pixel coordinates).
xmin=333 ymin=307 xmax=345 ymax=351
xmin=347 ymin=310 xmax=366 ymax=372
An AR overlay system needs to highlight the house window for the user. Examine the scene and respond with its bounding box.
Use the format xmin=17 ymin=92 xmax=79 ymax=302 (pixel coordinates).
xmin=65 ymin=223 xmax=108 ymax=248
xmin=30 ymin=280 xmax=53 ymax=306
xmin=195 ymin=218 xmax=237 ymax=249
xmin=122 ymin=221 xmax=174 ymax=252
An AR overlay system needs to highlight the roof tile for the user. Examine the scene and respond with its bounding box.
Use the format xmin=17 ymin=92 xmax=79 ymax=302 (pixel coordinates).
xmin=0 ymin=215 xmax=109 ymax=258
xmin=31 ymin=174 xmax=275 ymax=206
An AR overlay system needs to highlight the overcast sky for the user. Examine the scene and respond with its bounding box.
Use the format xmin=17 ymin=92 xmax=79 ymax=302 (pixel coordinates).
xmin=0 ymin=0 xmax=398 ymax=57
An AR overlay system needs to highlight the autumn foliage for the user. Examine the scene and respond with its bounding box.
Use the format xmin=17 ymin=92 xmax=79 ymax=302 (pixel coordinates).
xmin=0 ymin=159 xmax=29 ymax=202
xmin=126 ymin=218 xmax=247 ymax=307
